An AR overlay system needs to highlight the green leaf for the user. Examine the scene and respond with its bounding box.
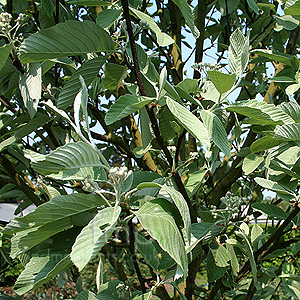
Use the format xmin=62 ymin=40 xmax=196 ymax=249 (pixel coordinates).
xmin=171 ymin=0 xmax=199 ymax=38
xmin=4 ymin=193 xmax=108 ymax=257
xmin=19 ymin=63 xmax=42 ymax=118
xmin=74 ymin=76 xmax=93 ymax=143
xmin=275 ymin=15 xmax=299 ymax=30
xmin=250 ymin=136 xmax=282 ymax=153
xmin=41 ymin=0 xmax=55 ymax=17
xmin=186 ymin=222 xmax=223 ymax=253
xmin=237 ymin=230 xmax=257 ymax=287
xmin=19 ymin=20 xmax=116 ymax=63
xmin=207 ymin=71 xmax=236 ymax=95
xmin=57 ymin=56 xmax=106 ymax=110
xmin=280 ymin=102 xmax=300 ymax=122
xmin=159 ymin=66 xmax=167 ymax=96
xmin=0 ymin=43 xmax=12 ymax=72
xmin=0 ymin=113 xmax=51 ymax=152
xmin=287 ymin=285 xmax=300 ymax=299
xmin=14 ymin=255 xmax=72 ymax=295
xmin=255 ymin=177 xmax=295 ymax=195
xmin=246 ymin=0 xmax=259 ymax=14
xmin=242 ymin=153 xmax=264 ymax=175
xmin=176 ymin=78 xmax=199 ymax=93
xmin=228 ymin=28 xmax=249 ymax=76
xmin=71 ymin=206 xmax=121 ymax=271
xmin=130 ymin=7 xmax=174 ymax=47
xmin=227 ymin=100 xmax=295 ymax=125
xmin=137 ymin=182 xmax=191 ymax=244
xmin=184 ymin=169 xmax=207 ymax=197
xmin=251 ymin=224 xmax=263 ymax=243
xmin=166 ymin=98 xmax=210 ymax=147
xmin=252 ymin=50 xmax=293 ymax=66
xmin=200 ymin=110 xmax=231 ymax=157
xmin=68 ymin=0 xmax=111 ymax=5
xmin=211 ymin=244 xmax=231 ymax=267
xmin=96 ymin=9 xmax=122 ymax=29
xmin=275 ymin=123 xmax=300 ymax=141
xmin=134 ymin=232 xmax=159 ymax=271
xmin=135 ymin=199 xmax=188 ymax=279
xmin=229 ymin=245 xmax=239 ymax=276
xmin=105 ymin=94 xmax=153 ymax=125
xmin=30 ymin=142 xmax=106 ymax=181
xmin=285 ymin=1 xmax=300 ymax=15
xmin=102 ymin=63 xmax=127 ymax=90
xmin=252 ymin=203 xmax=287 ymax=220
xmin=206 ymin=250 xmax=227 ymax=282
xmin=75 ymin=291 xmax=99 ymax=300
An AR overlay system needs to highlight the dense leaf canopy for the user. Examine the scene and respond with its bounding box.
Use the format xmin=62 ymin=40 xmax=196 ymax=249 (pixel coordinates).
xmin=1 ymin=0 xmax=300 ymax=299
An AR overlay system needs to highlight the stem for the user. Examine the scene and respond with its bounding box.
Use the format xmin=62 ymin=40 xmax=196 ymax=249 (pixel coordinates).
xmin=120 ymin=0 xmax=195 ymax=222
xmin=128 ymin=220 xmax=147 ymax=293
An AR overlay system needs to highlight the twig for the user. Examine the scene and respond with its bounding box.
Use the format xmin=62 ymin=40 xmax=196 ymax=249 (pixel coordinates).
xmin=0 ymin=153 xmax=43 ymax=206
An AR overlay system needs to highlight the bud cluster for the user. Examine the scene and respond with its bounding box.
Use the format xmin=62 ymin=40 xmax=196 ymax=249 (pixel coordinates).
xmin=0 ymin=13 xmax=12 ymax=32
xmin=109 ymin=166 xmax=131 ymax=183
xmin=220 ymin=192 xmax=243 ymax=214
xmin=191 ymin=62 xmax=222 ymax=72
xmin=83 ymin=176 xmax=100 ymax=193
xmin=116 ymin=282 xmax=130 ymax=299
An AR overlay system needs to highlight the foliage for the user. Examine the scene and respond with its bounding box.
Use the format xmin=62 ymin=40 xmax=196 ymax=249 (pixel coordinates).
xmin=1 ymin=0 xmax=300 ymax=299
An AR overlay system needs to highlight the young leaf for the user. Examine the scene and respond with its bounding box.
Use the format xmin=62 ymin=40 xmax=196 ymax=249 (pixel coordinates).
xmin=200 ymin=110 xmax=231 ymax=157
xmin=19 ymin=62 xmax=42 ymax=118
xmin=31 ymin=142 xmax=106 ymax=181
xmin=105 ymin=94 xmax=153 ymax=125
xmin=213 ymin=245 xmax=231 ymax=268
xmin=130 ymin=7 xmax=174 ymax=47
xmin=228 ymin=28 xmax=249 ymax=76
xmin=71 ymin=206 xmax=121 ymax=271
xmin=242 ymin=153 xmax=264 ymax=175
xmin=135 ymin=199 xmax=188 ymax=278
xmin=207 ymin=71 xmax=236 ymax=95
xmin=166 ymin=98 xmax=210 ymax=147
xmin=251 ymin=224 xmax=263 ymax=243
xmin=19 ymin=20 xmax=116 ymax=63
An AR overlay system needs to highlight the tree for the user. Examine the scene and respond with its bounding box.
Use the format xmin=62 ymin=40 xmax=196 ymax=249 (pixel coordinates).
xmin=1 ymin=0 xmax=300 ymax=299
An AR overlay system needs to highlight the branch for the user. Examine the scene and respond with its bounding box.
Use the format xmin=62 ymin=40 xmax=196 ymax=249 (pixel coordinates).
xmin=237 ymin=204 xmax=300 ymax=282
xmin=0 ymin=153 xmax=43 ymax=206
xmin=89 ymin=104 xmax=158 ymax=172
xmin=0 ymin=96 xmax=16 ymax=114
xmin=120 ymin=0 xmax=195 ymax=222
xmin=128 ymin=220 xmax=147 ymax=293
